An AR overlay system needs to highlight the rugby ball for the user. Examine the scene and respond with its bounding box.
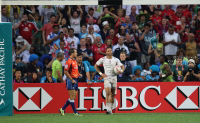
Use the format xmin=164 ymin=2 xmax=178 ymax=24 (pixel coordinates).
xmin=114 ymin=66 xmax=122 ymax=75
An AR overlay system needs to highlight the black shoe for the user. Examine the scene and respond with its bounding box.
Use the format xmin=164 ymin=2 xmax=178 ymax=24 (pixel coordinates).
xmin=106 ymin=111 xmax=111 ymax=115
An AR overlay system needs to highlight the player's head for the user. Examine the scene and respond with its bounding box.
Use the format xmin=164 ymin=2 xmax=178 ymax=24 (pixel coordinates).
xmin=120 ymin=52 xmax=126 ymax=61
xmin=56 ymin=52 xmax=64 ymax=61
xmin=69 ymin=48 xmax=77 ymax=58
xmin=106 ymin=47 xmax=112 ymax=56
xmin=59 ymin=41 xmax=65 ymax=50
xmin=76 ymin=53 xmax=83 ymax=63
xmin=53 ymin=24 xmax=59 ymax=34
xmin=46 ymin=68 xmax=52 ymax=78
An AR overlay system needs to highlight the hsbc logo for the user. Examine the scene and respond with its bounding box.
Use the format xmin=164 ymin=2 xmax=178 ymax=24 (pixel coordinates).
xmin=13 ymin=87 xmax=53 ymax=110
xmin=165 ymin=86 xmax=200 ymax=109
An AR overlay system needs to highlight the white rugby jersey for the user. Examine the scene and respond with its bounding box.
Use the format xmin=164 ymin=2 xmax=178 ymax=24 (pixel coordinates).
xmin=96 ymin=56 xmax=123 ymax=77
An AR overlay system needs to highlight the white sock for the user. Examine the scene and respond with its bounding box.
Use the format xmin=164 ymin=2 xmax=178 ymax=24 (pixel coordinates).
xmin=106 ymin=103 xmax=111 ymax=112
xmin=110 ymin=103 xmax=114 ymax=112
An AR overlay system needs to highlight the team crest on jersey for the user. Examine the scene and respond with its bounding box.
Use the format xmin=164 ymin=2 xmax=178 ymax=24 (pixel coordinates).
xmin=29 ymin=24 xmax=31 ymax=27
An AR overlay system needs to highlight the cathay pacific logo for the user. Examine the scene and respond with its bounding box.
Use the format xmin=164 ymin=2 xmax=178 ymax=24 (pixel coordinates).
xmin=13 ymin=87 xmax=53 ymax=110
xmin=165 ymin=86 xmax=199 ymax=109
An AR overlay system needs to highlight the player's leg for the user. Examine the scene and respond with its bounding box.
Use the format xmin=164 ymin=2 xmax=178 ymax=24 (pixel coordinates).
xmin=109 ymin=77 xmax=117 ymax=114
xmin=105 ymin=87 xmax=112 ymax=113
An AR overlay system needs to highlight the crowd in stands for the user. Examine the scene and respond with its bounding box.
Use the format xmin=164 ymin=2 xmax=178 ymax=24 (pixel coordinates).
xmin=1 ymin=5 xmax=200 ymax=83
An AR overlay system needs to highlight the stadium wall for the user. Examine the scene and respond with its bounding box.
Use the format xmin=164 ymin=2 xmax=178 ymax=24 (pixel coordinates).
xmin=13 ymin=82 xmax=200 ymax=114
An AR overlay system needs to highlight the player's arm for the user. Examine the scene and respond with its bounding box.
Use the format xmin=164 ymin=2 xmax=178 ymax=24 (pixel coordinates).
xmin=94 ymin=58 xmax=107 ymax=78
xmin=64 ymin=60 xmax=76 ymax=83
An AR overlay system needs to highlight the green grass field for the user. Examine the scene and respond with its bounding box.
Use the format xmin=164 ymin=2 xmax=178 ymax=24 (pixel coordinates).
xmin=1 ymin=113 xmax=200 ymax=123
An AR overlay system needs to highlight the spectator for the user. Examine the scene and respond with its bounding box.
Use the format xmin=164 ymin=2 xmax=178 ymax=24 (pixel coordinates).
xmin=170 ymin=6 xmax=184 ymax=27
xmin=58 ymin=14 xmax=68 ymax=30
xmin=87 ymin=17 xmax=100 ymax=33
xmin=159 ymin=55 xmax=174 ymax=82
xmin=182 ymin=5 xmax=192 ymax=24
xmin=113 ymin=37 xmax=130 ymax=60
xmin=42 ymin=15 xmax=56 ymax=46
xmin=118 ymin=52 xmax=132 ymax=82
xmin=92 ymin=36 xmax=107 ymax=67
xmin=13 ymin=13 xmax=38 ymax=44
xmin=1 ymin=6 xmax=11 ymax=22
xmin=77 ymin=38 xmax=93 ymax=62
xmin=11 ymin=12 xmax=20 ymax=40
xmin=146 ymin=65 xmax=160 ymax=81
xmin=129 ymin=22 xmax=141 ymax=42
xmin=193 ymin=8 xmax=200 ymax=30
xmin=162 ymin=25 xmax=182 ymax=62
xmin=30 ymin=72 xmax=40 ymax=83
xmin=122 ymin=5 xmax=141 ymax=16
xmin=13 ymin=55 xmax=27 ymax=79
xmin=136 ymin=12 xmax=150 ymax=30
xmin=15 ymin=36 xmax=31 ymax=55
xmin=41 ymin=5 xmax=55 ymax=25
xmin=181 ymin=25 xmax=190 ymax=43
xmin=46 ymin=24 xmax=60 ymax=55
xmin=86 ymin=37 xmax=93 ymax=51
xmin=173 ymin=48 xmax=189 ymax=65
xmin=40 ymin=68 xmax=57 ymax=83
xmin=151 ymin=8 xmax=162 ymax=32
xmin=113 ymin=9 xmax=125 ymax=33
xmin=68 ymin=5 xmax=83 ymax=37
xmin=36 ymin=61 xmax=44 ymax=74
xmin=184 ymin=33 xmax=198 ymax=63
xmin=32 ymin=13 xmax=43 ymax=45
xmin=104 ymin=38 xmax=113 ymax=48
xmin=78 ymin=24 xmax=87 ymax=39
xmin=20 ymin=45 xmax=36 ymax=64
xmin=172 ymin=56 xmax=188 ymax=82
xmin=195 ymin=30 xmax=200 ymax=48
xmin=141 ymin=62 xmax=151 ymax=76
xmin=8 ymin=5 xmax=21 ymax=20
xmin=27 ymin=54 xmax=39 ymax=76
xmin=62 ymin=25 xmax=69 ymax=38
xmin=52 ymin=52 xmax=65 ymax=83
xmin=176 ymin=16 xmax=187 ymax=34
xmin=76 ymin=53 xmax=91 ymax=84
xmin=129 ymin=6 xmax=137 ymax=22
xmin=124 ymin=33 xmax=140 ymax=68
xmin=86 ymin=8 xmax=98 ymax=24
xmin=132 ymin=65 xmax=145 ymax=81
xmin=144 ymin=5 xmax=156 ymax=16
xmin=121 ymin=16 xmax=132 ymax=33
xmin=56 ymin=41 xmax=70 ymax=66
xmin=40 ymin=55 xmax=52 ymax=73
xmin=139 ymin=23 xmax=155 ymax=64
xmin=184 ymin=59 xmax=200 ymax=81
xmin=99 ymin=21 xmax=110 ymax=42
xmin=98 ymin=8 xmax=115 ymax=29
xmin=160 ymin=5 xmax=175 ymax=18
xmin=82 ymin=25 xmax=102 ymax=44
xmin=106 ymin=29 xmax=118 ymax=45
xmin=67 ymin=28 xmax=80 ymax=49
xmin=157 ymin=17 xmax=169 ymax=37
xmin=116 ymin=25 xmax=126 ymax=38
xmin=13 ymin=70 xmax=24 ymax=83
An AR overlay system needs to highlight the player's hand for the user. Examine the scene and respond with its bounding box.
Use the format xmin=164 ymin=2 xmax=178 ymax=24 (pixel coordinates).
xmin=72 ymin=79 xmax=76 ymax=84
xmin=101 ymin=74 xmax=107 ymax=78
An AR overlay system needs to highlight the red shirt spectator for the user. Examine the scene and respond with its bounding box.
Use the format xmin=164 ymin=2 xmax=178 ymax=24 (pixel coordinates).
xmin=170 ymin=6 xmax=184 ymax=27
xmin=106 ymin=29 xmax=118 ymax=45
xmin=182 ymin=8 xmax=192 ymax=24
xmin=151 ymin=9 xmax=162 ymax=32
xmin=42 ymin=15 xmax=56 ymax=44
xmin=19 ymin=22 xmax=38 ymax=44
xmin=182 ymin=32 xmax=189 ymax=43
xmin=91 ymin=37 xmax=107 ymax=65
xmin=160 ymin=7 xmax=175 ymax=18
xmin=195 ymin=30 xmax=200 ymax=45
